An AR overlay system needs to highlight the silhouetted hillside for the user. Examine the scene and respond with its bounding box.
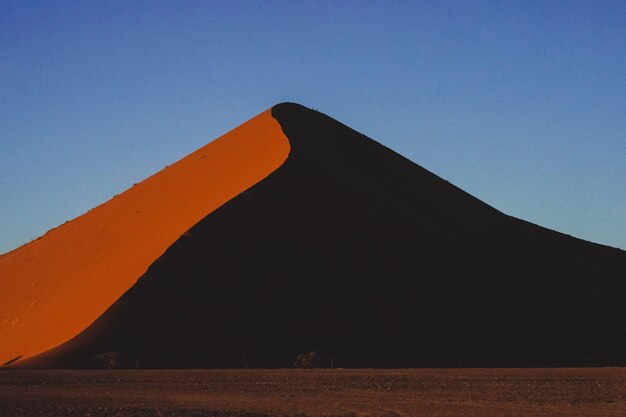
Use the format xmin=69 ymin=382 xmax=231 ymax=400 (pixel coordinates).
xmin=17 ymin=103 xmax=626 ymax=369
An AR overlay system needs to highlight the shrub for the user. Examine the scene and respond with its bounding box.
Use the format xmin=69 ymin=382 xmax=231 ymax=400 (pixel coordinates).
xmin=93 ymin=352 xmax=122 ymax=370
xmin=294 ymin=351 xmax=318 ymax=368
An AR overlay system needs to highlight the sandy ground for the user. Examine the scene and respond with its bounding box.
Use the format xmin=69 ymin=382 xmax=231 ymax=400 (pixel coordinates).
xmin=1 ymin=368 xmax=626 ymax=416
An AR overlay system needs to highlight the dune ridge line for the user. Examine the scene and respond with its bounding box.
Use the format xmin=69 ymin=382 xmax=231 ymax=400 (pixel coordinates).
xmin=0 ymin=108 xmax=290 ymax=365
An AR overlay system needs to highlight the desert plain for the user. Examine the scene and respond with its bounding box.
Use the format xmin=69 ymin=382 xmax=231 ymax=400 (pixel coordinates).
xmin=2 ymin=368 xmax=626 ymax=417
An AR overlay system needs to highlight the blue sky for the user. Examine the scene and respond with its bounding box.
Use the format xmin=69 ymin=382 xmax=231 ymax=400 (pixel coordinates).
xmin=1 ymin=0 xmax=625 ymax=252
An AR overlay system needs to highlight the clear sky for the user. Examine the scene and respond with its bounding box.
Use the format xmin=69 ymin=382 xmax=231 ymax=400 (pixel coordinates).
xmin=1 ymin=0 xmax=625 ymax=253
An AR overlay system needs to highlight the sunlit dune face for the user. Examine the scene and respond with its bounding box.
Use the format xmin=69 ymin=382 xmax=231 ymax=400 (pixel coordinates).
xmin=0 ymin=109 xmax=290 ymax=366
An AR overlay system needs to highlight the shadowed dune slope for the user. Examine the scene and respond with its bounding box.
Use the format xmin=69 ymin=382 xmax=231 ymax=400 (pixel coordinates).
xmin=0 ymin=109 xmax=290 ymax=366
xmin=12 ymin=103 xmax=626 ymax=369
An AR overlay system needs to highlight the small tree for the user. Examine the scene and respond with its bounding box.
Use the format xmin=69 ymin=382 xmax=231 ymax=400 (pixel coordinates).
xmin=242 ymin=352 xmax=254 ymax=369
xmin=328 ymin=354 xmax=338 ymax=369
xmin=93 ymin=352 xmax=122 ymax=370
xmin=294 ymin=351 xmax=317 ymax=368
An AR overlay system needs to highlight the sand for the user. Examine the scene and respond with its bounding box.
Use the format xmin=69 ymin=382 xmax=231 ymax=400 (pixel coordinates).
xmin=0 ymin=109 xmax=289 ymax=366
xmin=2 ymin=368 xmax=626 ymax=416
xmin=3 ymin=103 xmax=626 ymax=370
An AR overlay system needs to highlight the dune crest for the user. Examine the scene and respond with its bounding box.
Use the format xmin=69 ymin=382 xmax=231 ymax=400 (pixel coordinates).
xmin=0 ymin=109 xmax=290 ymax=365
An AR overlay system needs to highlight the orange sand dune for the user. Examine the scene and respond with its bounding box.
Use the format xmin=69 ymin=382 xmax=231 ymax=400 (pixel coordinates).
xmin=0 ymin=109 xmax=290 ymax=366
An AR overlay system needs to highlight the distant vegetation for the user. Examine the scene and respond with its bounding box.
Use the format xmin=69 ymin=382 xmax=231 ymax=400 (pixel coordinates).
xmin=93 ymin=352 xmax=121 ymax=370
xmin=294 ymin=351 xmax=338 ymax=369
xmin=294 ymin=351 xmax=317 ymax=368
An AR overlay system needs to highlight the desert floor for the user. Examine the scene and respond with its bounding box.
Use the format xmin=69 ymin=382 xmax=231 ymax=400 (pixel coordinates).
xmin=1 ymin=368 xmax=625 ymax=416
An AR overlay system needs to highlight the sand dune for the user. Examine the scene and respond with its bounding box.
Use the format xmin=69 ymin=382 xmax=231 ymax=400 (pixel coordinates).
xmin=0 ymin=109 xmax=289 ymax=366
xmin=3 ymin=103 xmax=626 ymax=369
